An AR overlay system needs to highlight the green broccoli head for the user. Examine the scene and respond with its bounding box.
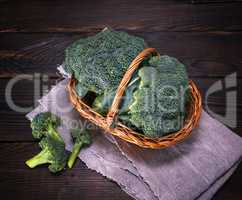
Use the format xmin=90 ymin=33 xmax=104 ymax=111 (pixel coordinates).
xmin=31 ymin=112 xmax=64 ymax=143
xmin=25 ymin=137 xmax=68 ymax=173
xmin=71 ymin=128 xmax=91 ymax=145
xmin=128 ymin=56 xmax=190 ymax=138
xmin=64 ymin=28 xmax=147 ymax=95
xmin=68 ymin=128 xmax=92 ymax=168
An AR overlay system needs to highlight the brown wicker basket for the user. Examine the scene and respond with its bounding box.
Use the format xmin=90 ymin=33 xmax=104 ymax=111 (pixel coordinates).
xmin=67 ymin=48 xmax=202 ymax=149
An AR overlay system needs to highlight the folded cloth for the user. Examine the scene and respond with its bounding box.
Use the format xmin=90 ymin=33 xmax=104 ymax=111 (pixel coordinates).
xmin=27 ymin=79 xmax=242 ymax=200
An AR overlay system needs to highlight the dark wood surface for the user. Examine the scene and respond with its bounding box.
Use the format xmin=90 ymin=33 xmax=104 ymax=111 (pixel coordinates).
xmin=1 ymin=0 xmax=242 ymax=199
xmin=191 ymin=0 xmax=242 ymax=4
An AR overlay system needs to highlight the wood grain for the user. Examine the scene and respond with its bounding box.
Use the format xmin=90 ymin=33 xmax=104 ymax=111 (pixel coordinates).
xmin=1 ymin=32 xmax=242 ymax=77
xmin=1 ymin=76 xmax=241 ymax=111
xmin=192 ymin=0 xmax=242 ymax=3
xmin=0 ymin=77 xmax=241 ymax=142
xmin=1 ymin=0 xmax=242 ymax=33
xmin=0 ymin=143 xmax=242 ymax=200
xmin=0 ymin=142 xmax=133 ymax=200
xmin=1 ymin=0 xmax=242 ymax=199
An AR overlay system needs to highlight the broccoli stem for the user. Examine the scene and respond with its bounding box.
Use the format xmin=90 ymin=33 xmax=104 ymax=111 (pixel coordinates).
xmin=127 ymin=76 xmax=140 ymax=88
xmin=48 ymin=124 xmax=64 ymax=143
xmin=67 ymin=143 xmax=82 ymax=168
xmin=25 ymin=149 xmax=51 ymax=168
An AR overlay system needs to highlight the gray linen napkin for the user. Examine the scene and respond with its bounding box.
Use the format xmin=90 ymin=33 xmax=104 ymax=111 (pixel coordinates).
xmin=27 ymin=79 xmax=242 ymax=200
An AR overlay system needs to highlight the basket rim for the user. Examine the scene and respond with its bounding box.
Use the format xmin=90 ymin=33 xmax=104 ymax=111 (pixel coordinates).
xmin=68 ymin=78 xmax=202 ymax=149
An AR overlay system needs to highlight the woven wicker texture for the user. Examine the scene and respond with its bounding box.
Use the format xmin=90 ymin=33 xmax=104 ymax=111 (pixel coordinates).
xmin=68 ymin=48 xmax=202 ymax=149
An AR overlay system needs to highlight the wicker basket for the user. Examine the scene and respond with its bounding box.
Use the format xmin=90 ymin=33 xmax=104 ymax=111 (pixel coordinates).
xmin=67 ymin=48 xmax=202 ymax=149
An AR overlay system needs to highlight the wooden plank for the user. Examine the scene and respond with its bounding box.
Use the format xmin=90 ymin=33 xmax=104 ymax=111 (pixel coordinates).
xmin=1 ymin=107 xmax=241 ymax=142
xmin=1 ymin=77 xmax=241 ymax=109
xmin=0 ymin=76 xmax=241 ymax=141
xmin=213 ymin=163 xmax=242 ymax=200
xmin=192 ymin=0 xmax=242 ymax=3
xmin=1 ymin=0 xmax=242 ymax=33
xmin=1 ymin=32 xmax=242 ymax=77
xmin=193 ymin=78 xmax=242 ymax=107
xmin=0 ymin=142 xmax=133 ymax=200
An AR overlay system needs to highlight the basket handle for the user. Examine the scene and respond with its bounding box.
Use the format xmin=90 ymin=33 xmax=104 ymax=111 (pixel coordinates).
xmin=106 ymin=48 xmax=159 ymax=128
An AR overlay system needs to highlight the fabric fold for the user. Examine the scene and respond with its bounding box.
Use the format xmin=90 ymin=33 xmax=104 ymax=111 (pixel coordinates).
xmin=26 ymin=79 xmax=242 ymax=200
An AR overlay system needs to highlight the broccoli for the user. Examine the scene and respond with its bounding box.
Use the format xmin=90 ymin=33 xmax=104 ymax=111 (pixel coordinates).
xmin=75 ymin=82 xmax=88 ymax=97
xmin=64 ymin=28 xmax=190 ymax=138
xmin=25 ymin=136 xmax=68 ymax=173
xmin=67 ymin=128 xmax=92 ymax=169
xmin=31 ymin=112 xmax=64 ymax=143
xmin=92 ymin=75 xmax=140 ymax=116
xmin=64 ymin=27 xmax=147 ymax=95
xmin=92 ymin=55 xmax=190 ymax=138
xmin=128 ymin=55 xmax=190 ymax=138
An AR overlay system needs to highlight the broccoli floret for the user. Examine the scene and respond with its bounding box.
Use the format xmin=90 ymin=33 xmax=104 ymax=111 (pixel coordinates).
xmin=64 ymin=29 xmax=190 ymax=138
xmin=31 ymin=112 xmax=64 ymax=143
xmin=67 ymin=128 xmax=91 ymax=168
xmin=25 ymin=137 xmax=68 ymax=173
xmin=64 ymin=28 xmax=147 ymax=95
xmin=128 ymin=56 xmax=190 ymax=138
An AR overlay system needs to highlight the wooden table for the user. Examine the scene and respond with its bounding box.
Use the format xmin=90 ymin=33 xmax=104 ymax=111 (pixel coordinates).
xmin=1 ymin=0 xmax=242 ymax=199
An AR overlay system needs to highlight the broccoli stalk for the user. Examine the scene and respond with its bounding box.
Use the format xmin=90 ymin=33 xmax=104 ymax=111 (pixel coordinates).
xmin=47 ymin=123 xmax=63 ymax=143
xmin=68 ymin=129 xmax=91 ymax=168
xmin=31 ymin=112 xmax=64 ymax=143
xmin=25 ymin=147 xmax=53 ymax=168
xmin=92 ymin=75 xmax=140 ymax=116
xmin=67 ymin=143 xmax=82 ymax=168
xmin=26 ymin=137 xmax=68 ymax=173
